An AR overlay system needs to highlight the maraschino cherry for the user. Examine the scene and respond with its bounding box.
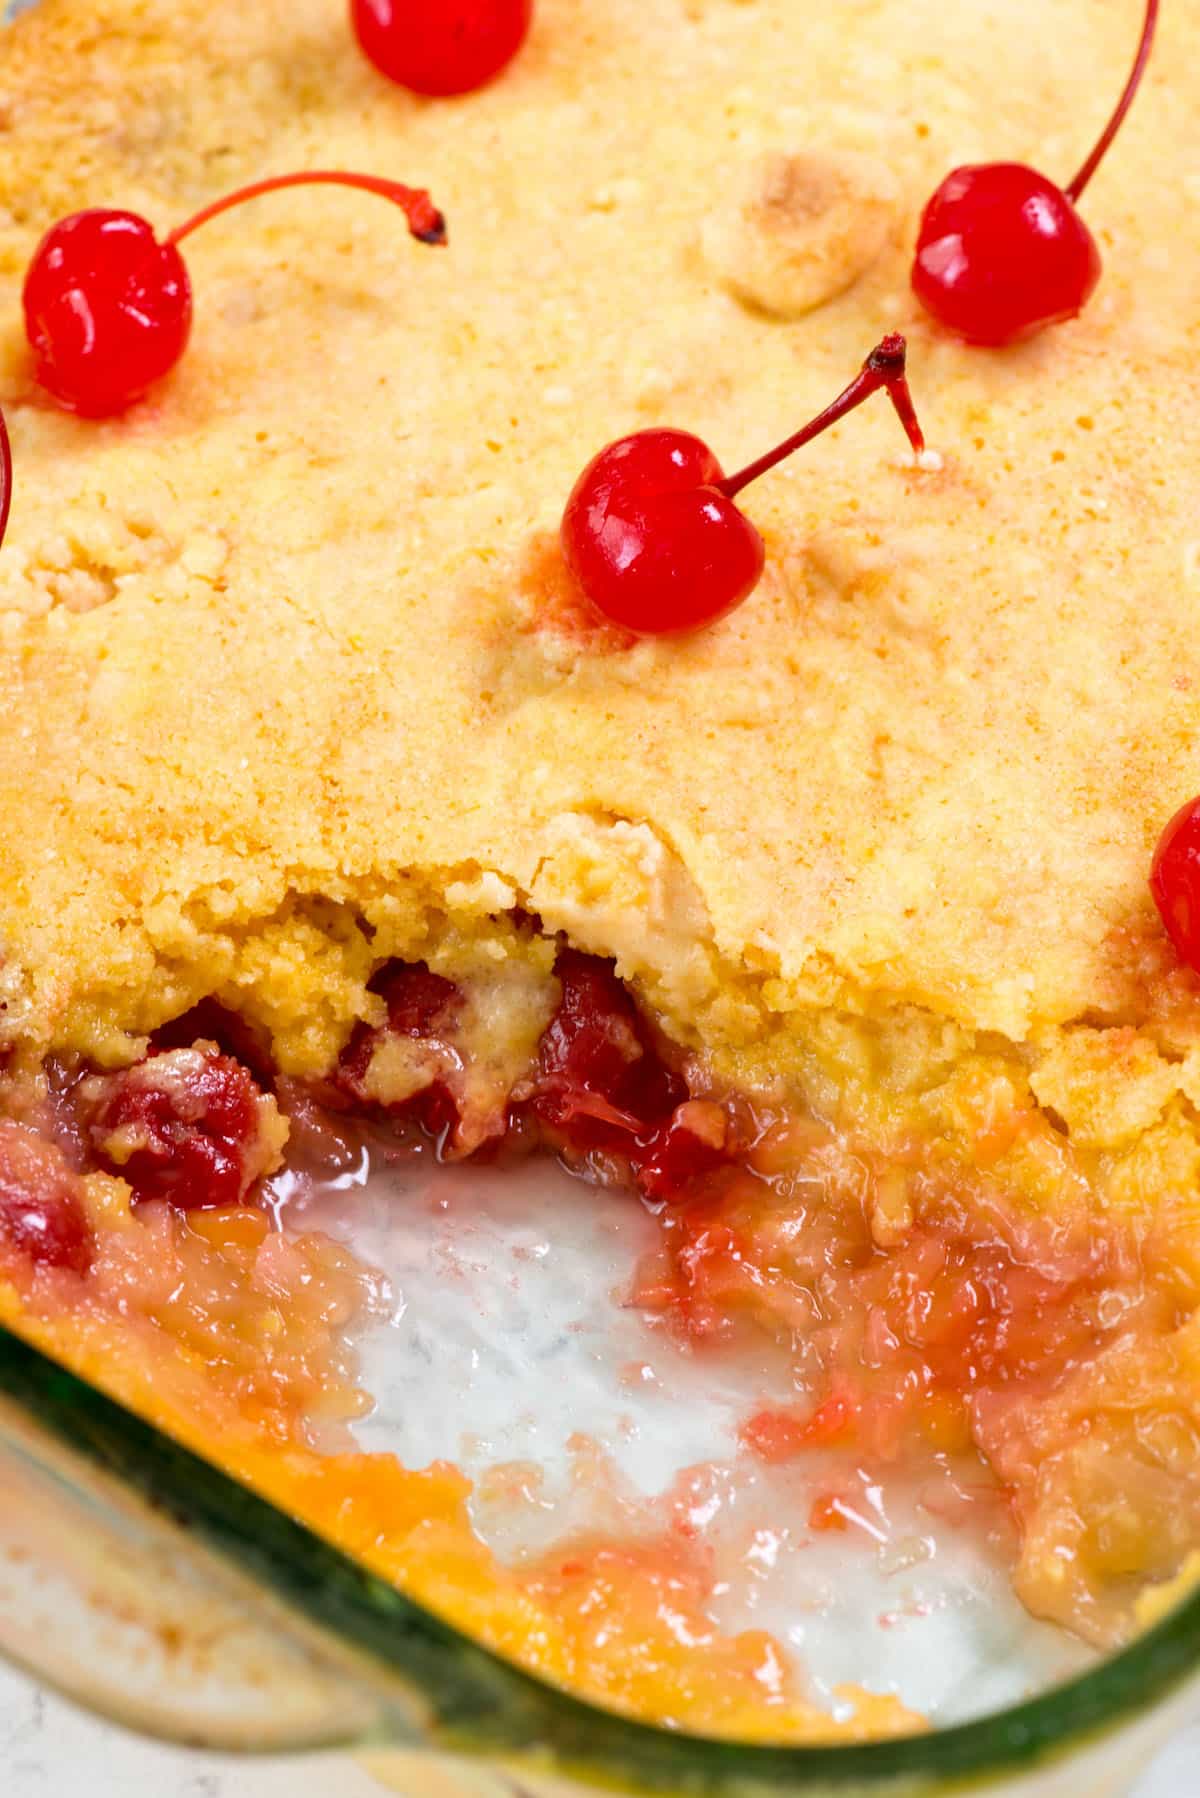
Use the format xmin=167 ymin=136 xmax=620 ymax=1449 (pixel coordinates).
xmin=23 ymin=171 xmax=446 ymax=418
xmin=562 ymin=333 xmax=926 ymax=636
xmin=351 ymin=0 xmax=532 ymax=96
xmin=912 ymin=0 xmax=1158 ymax=346
xmin=1150 ymin=797 xmax=1200 ymax=972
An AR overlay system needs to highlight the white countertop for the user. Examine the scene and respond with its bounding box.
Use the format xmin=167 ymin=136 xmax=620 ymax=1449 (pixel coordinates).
xmin=0 ymin=1659 xmax=386 ymax=1798
xmin=2 ymin=1658 xmax=1198 ymax=1798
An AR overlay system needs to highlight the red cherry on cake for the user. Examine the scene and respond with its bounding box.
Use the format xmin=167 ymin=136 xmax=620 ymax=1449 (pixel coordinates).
xmin=351 ymin=0 xmax=532 ymax=96
xmin=913 ymin=0 xmax=1158 ymax=346
xmin=23 ymin=171 xmax=446 ymax=419
xmin=1150 ymin=797 xmax=1200 ymax=972
xmin=561 ymin=333 xmax=927 ymax=636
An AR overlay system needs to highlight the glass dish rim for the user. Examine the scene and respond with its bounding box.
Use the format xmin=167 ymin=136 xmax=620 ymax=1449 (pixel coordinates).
xmin=1 ymin=1321 xmax=1198 ymax=1792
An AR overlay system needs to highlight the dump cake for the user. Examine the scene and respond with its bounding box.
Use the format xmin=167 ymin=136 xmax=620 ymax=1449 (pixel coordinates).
xmin=0 ymin=0 xmax=1196 ymax=1743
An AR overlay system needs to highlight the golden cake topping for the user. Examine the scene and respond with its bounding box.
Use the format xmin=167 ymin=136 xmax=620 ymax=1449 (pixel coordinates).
xmin=701 ymin=148 xmax=898 ymax=320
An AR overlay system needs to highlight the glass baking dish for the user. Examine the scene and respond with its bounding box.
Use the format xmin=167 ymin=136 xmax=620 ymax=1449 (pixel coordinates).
xmin=3 ymin=1 xmax=1198 ymax=1787
xmin=1 ymin=1314 xmax=1199 ymax=1798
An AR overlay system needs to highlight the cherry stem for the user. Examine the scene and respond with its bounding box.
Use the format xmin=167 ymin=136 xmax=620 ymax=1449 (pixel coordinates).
xmin=717 ymin=334 xmax=925 ymax=501
xmin=0 ymin=407 xmax=11 ymax=555
xmin=1065 ymin=0 xmax=1158 ymax=202
xmin=166 ymin=171 xmax=447 ymax=249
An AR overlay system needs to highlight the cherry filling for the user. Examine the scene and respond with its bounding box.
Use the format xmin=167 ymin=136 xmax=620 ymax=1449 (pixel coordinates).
xmin=324 ymin=947 xmax=731 ymax=1189
xmin=532 ymin=950 xmax=682 ymax=1133
xmin=0 ymin=1120 xmax=93 ymax=1275
xmin=7 ymin=956 xmax=1151 ymax=1489
xmin=529 ymin=950 xmax=729 ymax=1196
xmin=2 ymin=948 xmax=722 ymax=1257
xmin=82 ymin=1044 xmax=281 ymax=1210
xmin=335 ymin=961 xmax=464 ymax=1142
xmin=0 ymin=942 xmax=1188 ymax=1643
